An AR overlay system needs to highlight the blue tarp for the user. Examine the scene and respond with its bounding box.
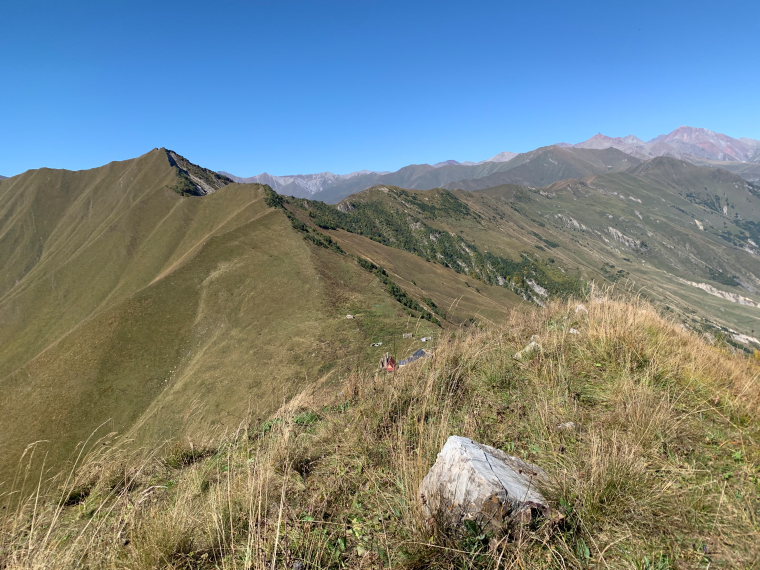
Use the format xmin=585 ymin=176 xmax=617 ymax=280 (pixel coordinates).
xmin=399 ymin=349 xmax=429 ymax=366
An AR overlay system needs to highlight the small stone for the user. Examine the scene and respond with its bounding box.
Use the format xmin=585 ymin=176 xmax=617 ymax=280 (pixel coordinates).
xmin=514 ymin=340 xmax=542 ymax=361
xmin=568 ymin=328 xmax=580 ymax=335
xmin=556 ymin=421 xmax=578 ymax=432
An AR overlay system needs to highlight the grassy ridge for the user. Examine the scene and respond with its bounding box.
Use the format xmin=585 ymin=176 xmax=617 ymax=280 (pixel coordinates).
xmin=287 ymin=189 xmax=585 ymax=302
xmin=0 ymin=154 xmax=525 ymax=485
xmin=2 ymin=296 xmax=757 ymax=568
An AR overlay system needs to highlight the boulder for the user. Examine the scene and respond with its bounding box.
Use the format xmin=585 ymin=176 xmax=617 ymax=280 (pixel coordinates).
xmin=419 ymin=436 xmax=551 ymax=533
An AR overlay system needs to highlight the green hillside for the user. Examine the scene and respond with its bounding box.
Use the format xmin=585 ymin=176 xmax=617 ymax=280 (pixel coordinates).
xmin=0 ymin=151 xmax=527 ymax=485
xmin=280 ymin=166 xmax=760 ymax=347
xmin=487 ymin=158 xmax=760 ymax=337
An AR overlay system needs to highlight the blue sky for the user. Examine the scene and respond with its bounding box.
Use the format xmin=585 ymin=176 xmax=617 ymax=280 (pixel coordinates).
xmin=2 ymin=0 xmax=759 ymax=176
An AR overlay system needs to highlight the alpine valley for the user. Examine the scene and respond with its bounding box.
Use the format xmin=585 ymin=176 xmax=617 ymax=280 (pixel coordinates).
xmin=1 ymin=127 xmax=760 ymax=567
xmin=2 ymin=126 xmax=760 ymax=480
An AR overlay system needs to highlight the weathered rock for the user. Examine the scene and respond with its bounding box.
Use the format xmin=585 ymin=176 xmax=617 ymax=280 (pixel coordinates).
xmin=568 ymin=327 xmax=580 ymax=335
xmin=419 ymin=436 xmax=551 ymax=533
xmin=513 ymin=340 xmax=541 ymax=361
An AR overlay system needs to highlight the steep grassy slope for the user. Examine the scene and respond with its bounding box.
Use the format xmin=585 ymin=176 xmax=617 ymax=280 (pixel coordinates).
xmin=3 ymin=147 xmax=760 ymax=499
xmin=282 ymin=170 xmax=760 ymax=345
xmin=694 ymin=159 xmax=760 ymax=183
xmin=0 ymin=151 xmax=521 ymax=485
xmin=0 ymin=148 xmax=203 ymax=376
xmin=285 ymin=188 xmax=586 ymax=305
xmin=2 ymin=297 xmax=757 ymax=569
xmin=486 ymin=158 xmax=760 ymax=337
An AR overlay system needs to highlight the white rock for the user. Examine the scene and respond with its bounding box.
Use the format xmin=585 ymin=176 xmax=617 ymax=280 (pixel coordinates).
xmin=514 ymin=340 xmax=541 ymax=361
xmin=556 ymin=421 xmax=578 ymax=432
xmin=575 ymin=303 xmax=588 ymax=315
xmin=419 ymin=436 xmax=551 ymax=532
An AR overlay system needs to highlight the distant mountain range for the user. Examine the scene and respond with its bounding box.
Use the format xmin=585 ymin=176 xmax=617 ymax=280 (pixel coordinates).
xmin=222 ymin=147 xmax=641 ymax=202
xmin=224 ymin=127 xmax=760 ymax=202
xmin=220 ymin=150 xmax=520 ymax=201
xmin=572 ymin=126 xmax=760 ymax=162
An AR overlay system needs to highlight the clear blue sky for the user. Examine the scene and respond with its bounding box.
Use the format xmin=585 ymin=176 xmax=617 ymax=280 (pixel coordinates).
xmin=2 ymin=0 xmax=759 ymax=177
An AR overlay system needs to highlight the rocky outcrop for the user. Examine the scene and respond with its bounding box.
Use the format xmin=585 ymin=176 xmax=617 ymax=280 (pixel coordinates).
xmin=167 ymin=150 xmax=233 ymax=196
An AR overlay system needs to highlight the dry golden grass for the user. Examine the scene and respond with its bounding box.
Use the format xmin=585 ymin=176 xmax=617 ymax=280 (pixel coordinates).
xmin=1 ymin=295 xmax=758 ymax=568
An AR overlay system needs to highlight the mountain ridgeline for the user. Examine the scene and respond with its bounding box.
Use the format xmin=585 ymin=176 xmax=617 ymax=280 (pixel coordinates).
xmin=229 ymin=146 xmax=643 ymax=203
xmin=2 ymin=134 xmax=760 ymax=486
xmin=227 ymin=126 xmax=760 ymax=201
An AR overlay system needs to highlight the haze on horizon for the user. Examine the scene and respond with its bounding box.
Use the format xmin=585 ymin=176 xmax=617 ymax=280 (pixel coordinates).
xmin=1 ymin=0 xmax=759 ymax=177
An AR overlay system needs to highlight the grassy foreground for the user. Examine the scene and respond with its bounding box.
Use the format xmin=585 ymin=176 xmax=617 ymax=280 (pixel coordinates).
xmin=1 ymin=296 xmax=758 ymax=569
